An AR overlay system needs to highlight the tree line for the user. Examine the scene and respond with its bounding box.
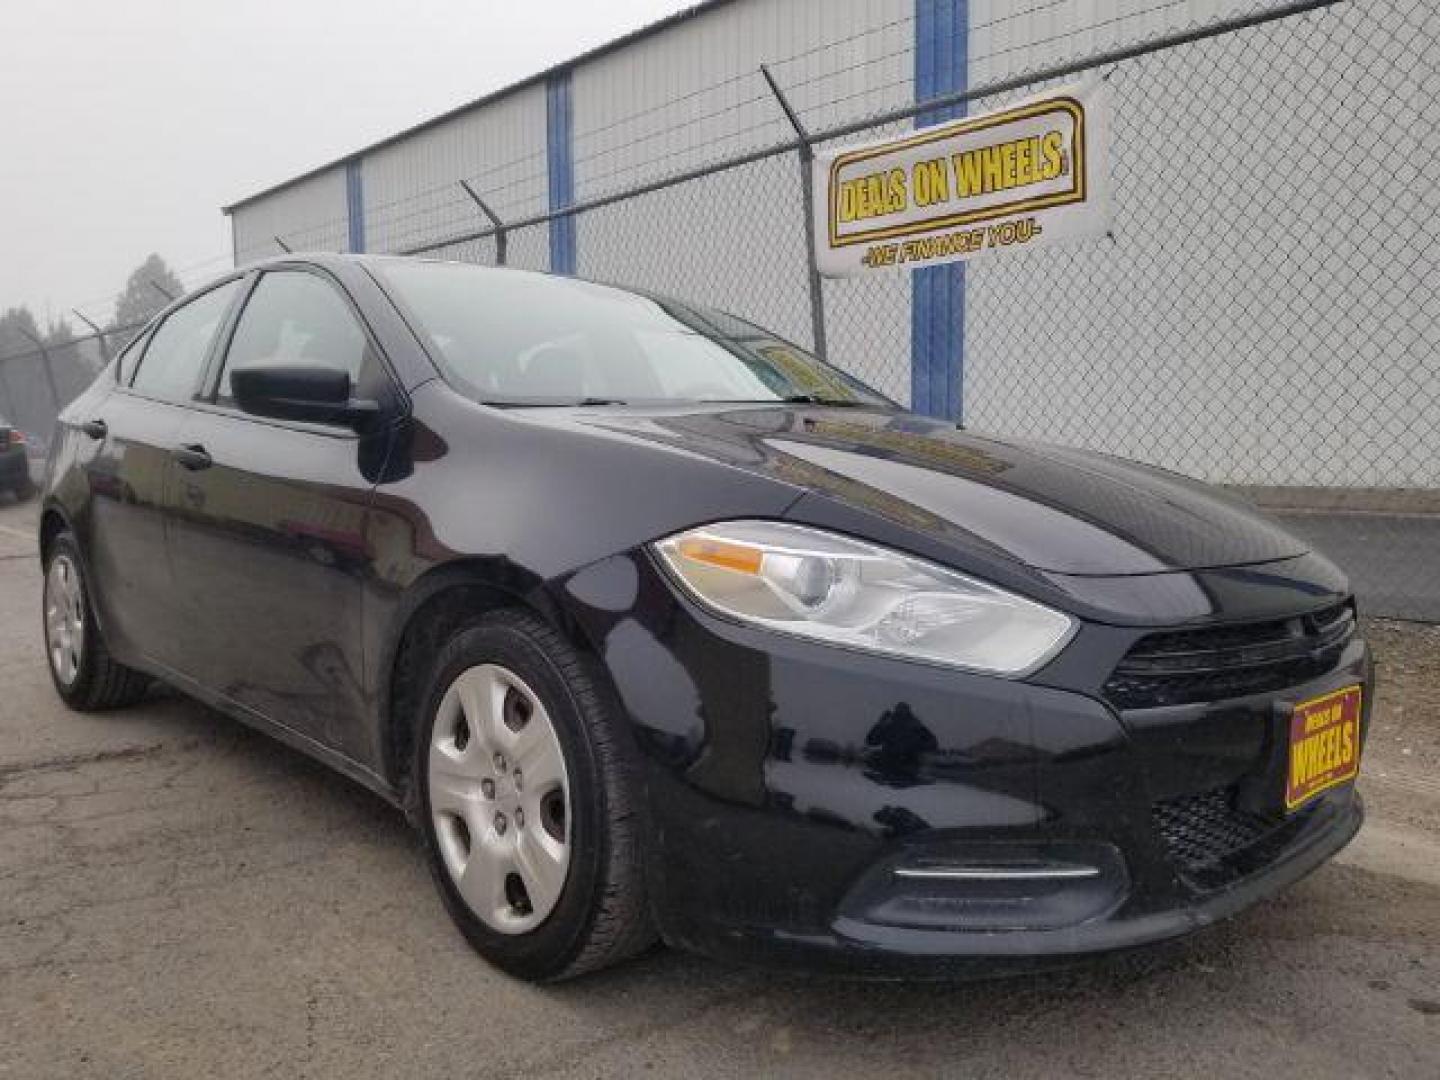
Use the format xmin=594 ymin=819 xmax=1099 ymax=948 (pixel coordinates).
xmin=0 ymin=254 xmax=183 ymax=446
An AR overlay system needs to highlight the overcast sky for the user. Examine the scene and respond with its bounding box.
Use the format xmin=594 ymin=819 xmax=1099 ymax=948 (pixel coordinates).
xmin=0 ymin=0 xmax=692 ymax=330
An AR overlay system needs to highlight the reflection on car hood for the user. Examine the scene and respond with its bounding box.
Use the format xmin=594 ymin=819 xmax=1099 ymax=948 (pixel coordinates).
xmin=545 ymin=404 xmax=1310 ymax=576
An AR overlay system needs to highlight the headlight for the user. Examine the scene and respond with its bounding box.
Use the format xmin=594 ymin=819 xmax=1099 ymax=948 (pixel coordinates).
xmin=652 ymin=521 xmax=1075 ymax=676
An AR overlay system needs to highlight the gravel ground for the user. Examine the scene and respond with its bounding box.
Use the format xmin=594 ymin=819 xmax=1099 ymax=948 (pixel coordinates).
xmin=0 ymin=494 xmax=1436 ymax=1080
xmin=1356 ymin=618 xmax=1440 ymax=837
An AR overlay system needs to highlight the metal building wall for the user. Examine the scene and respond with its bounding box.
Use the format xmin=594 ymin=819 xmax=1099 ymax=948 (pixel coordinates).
xmin=569 ymin=0 xmax=914 ymax=400
xmin=361 ymin=84 xmax=550 ymax=264
xmin=961 ymin=0 xmax=1435 ymax=487
xmin=570 ymin=0 xmax=913 ymax=194
xmin=967 ymin=0 xmax=1292 ymax=84
xmin=231 ymin=166 xmax=350 ymax=264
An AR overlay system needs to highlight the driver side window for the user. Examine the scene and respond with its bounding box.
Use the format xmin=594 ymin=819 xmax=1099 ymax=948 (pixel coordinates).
xmin=218 ymin=270 xmax=373 ymax=404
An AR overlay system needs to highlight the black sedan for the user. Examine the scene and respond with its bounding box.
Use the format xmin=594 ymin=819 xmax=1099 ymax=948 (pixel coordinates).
xmin=38 ymin=254 xmax=1369 ymax=980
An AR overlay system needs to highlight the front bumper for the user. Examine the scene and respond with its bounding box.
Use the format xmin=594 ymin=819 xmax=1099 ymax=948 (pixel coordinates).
xmin=787 ymin=791 xmax=1362 ymax=976
xmin=561 ymin=553 xmax=1371 ymax=977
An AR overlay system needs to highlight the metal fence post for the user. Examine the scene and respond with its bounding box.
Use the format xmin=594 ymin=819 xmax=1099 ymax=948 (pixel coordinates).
xmin=71 ymin=309 xmax=111 ymax=367
xmin=17 ymin=328 xmax=60 ymax=422
xmin=460 ymin=181 xmax=508 ymax=266
xmin=760 ymin=65 xmax=828 ymax=360
xmin=0 ymin=357 xmax=15 ymax=420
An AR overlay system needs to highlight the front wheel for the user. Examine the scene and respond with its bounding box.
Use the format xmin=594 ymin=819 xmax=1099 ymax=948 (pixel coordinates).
xmin=415 ymin=609 xmax=654 ymax=981
xmin=43 ymin=533 xmax=150 ymax=710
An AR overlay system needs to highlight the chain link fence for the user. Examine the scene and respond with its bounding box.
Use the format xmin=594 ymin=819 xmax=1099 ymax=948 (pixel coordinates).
xmin=958 ymin=0 xmax=1438 ymax=619
xmin=0 ymin=330 xmax=124 ymax=456
xmin=2 ymin=0 xmax=1434 ymax=618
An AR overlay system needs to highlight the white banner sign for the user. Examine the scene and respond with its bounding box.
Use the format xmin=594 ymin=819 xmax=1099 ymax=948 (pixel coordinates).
xmin=813 ymin=79 xmax=1112 ymax=277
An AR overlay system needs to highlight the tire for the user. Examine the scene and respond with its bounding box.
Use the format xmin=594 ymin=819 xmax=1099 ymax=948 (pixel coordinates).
xmin=13 ymin=475 xmax=36 ymax=501
xmin=42 ymin=532 xmax=150 ymax=710
xmin=414 ymin=608 xmax=654 ymax=981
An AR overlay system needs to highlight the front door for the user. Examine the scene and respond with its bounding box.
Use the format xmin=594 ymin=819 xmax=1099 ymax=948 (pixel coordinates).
xmin=164 ymin=268 xmax=398 ymax=765
xmin=81 ymin=279 xmax=244 ymax=669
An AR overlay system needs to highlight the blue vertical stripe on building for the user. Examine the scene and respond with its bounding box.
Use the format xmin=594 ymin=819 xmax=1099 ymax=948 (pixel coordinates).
xmin=345 ymin=159 xmax=365 ymax=254
xmin=547 ymin=71 xmax=576 ymax=275
xmin=911 ymin=0 xmax=968 ymax=420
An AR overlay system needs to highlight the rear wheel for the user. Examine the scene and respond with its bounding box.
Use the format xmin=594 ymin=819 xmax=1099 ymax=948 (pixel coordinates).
xmin=11 ymin=476 xmax=36 ymax=501
xmin=43 ymin=533 xmax=150 ymax=710
xmin=415 ymin=609 xmax=654 ymax=981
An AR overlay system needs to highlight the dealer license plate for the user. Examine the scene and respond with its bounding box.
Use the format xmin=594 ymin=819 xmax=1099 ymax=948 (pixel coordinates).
xmin=1286 ymin=685 xmax=1362 ymax=811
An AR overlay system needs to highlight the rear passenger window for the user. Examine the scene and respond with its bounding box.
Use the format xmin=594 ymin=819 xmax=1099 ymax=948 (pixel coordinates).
xmin=218 ymin=271 xmax=373 ymax=403
xmin=130 ymin=280 xmax=242 ymax=401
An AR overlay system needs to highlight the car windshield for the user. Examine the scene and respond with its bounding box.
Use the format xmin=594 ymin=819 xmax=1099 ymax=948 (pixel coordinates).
xmin=375 ymin=260 xmax=890 ymax=407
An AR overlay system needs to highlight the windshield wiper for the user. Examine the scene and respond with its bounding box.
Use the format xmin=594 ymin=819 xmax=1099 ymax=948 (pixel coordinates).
xmin=789 ymin=394 xmax=864 ymax=408
xmin=488 ymin=397 xmax=629 ymax=408
xmin=777 ymin=394 xmax=871 ymax=407
xmin=495 ymin=395 xmax=874 ymax=409
xmin=697 ymin=395 xmax=871 ymax=407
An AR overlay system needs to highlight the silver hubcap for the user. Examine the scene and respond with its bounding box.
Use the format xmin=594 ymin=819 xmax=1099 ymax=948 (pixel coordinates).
xmin=428 ymin=664 xmax=571 ymax=934
xmin=44 ymin=554 xmax=84 ymax=686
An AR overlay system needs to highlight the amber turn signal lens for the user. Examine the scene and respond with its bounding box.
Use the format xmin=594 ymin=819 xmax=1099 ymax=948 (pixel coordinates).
xmin=674 ymin=535 xmax=763 ymax=575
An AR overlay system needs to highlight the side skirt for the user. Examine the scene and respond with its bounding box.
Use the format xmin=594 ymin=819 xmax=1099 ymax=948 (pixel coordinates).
xmin=133 ymin=656 xmax=405 ymax=811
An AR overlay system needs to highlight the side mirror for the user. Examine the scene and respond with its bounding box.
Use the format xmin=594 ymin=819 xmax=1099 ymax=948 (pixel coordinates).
xmin=230 ymin=364 xmax=381 ymax=429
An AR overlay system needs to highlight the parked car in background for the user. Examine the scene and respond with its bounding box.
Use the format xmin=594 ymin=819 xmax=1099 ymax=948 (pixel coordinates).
xmin=0 ymin=415 xmax=35 ymax=499
xmin=37 ymin=255 xmax=1371 ymax=981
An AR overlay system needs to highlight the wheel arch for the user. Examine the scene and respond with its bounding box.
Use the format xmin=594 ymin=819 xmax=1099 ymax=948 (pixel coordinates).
xmin=377 ymin=558 xmax=606 ymax=815
xmin=38 ymin=500 xmax=117 ymax=648
xmin=38 ymin=502 xmax=69 ymax=564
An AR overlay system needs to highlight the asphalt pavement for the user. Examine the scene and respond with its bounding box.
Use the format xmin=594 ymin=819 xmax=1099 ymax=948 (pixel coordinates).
xmin=1 ymin=492 xmax=1437 ymax=1080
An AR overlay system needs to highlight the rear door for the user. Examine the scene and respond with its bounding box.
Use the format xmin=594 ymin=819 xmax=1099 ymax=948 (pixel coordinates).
xmin=76 ymin=279 xmax=244 ymax=667
xmin=164 ymin=267 xmax=401 ymax=763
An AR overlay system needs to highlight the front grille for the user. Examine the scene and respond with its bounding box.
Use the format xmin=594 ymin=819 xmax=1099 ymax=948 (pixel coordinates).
xmin=1151 ymin=787 xmax=1271 ymax=876
xmin=1103 ymin=602 xmax=1356 ymax=709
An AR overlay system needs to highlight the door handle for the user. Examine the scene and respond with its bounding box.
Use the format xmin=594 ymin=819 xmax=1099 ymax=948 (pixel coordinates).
xmin=80 ymin=419 xmax=108 ymax=440
xmin=170 ymin=444 xmax=213 ymax=472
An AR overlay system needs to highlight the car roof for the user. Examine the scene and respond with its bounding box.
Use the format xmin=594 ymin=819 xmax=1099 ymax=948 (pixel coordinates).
xmin=190 ymin=251 xmax=551 ymax=293
xmin=244 ymin=251 xmax=510 ymax=272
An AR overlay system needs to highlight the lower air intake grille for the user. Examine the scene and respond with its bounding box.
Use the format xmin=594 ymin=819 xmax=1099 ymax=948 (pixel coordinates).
xmin=1151 ymin=787 xmax=1270 ymax=875
xmin=1104 ymin=602 xmax=1356 ymax=709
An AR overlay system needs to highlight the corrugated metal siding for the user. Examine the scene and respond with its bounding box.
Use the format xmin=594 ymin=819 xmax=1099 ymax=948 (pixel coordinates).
xmin=967 ymin=0 xmax=1293 ymax=84
xmin=231 ymin=166 xmax=349 ymax=264
xmin=362 ymin=83 xmax=549 ymax=257
xmin=963 ymin=0 xmax=1436 ymax=486
xmin=571 ymin=0 xmax=912 ymax=200
xmin=570 ymin=0 xmax=913 ymax=396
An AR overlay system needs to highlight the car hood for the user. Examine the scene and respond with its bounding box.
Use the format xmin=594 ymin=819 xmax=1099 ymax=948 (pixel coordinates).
xmin=552 ymin=404 xmax=1308 ymax=576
